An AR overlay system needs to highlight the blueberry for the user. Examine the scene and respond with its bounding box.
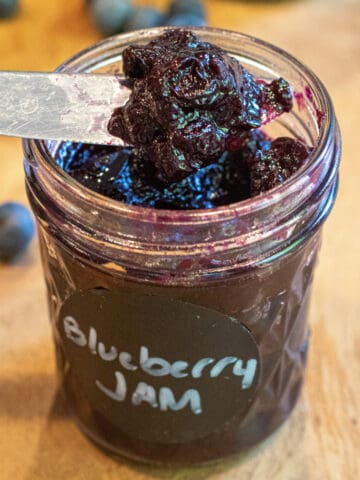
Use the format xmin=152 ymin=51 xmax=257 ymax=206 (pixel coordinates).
xmin=0 ymin=202 xmax=35 ymax=262
xmin=168 ymin=0 xmax=205 ymax=19
xmin=0 ymin=0 xmax=18 ymax=18
xmin=123 ymin=7 xmax=164 ymax=32
xmin=165 ymin=13 xmax=206 ymax=27
xmin=91 ymin=0 xmax=133 ymax=36
xmin=249 ymin=137 xmax=309 ymax=196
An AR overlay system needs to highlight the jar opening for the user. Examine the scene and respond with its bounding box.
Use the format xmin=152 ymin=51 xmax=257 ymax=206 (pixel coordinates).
xmin=24 ymin=28 xmax=341 ymax=279
xmin=32 ymin=28 xmax=334 ymax=220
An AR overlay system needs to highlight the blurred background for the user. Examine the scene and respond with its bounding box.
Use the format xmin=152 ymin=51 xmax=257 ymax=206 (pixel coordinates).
xmin=0 ymin=1 xmax=359 ymax=480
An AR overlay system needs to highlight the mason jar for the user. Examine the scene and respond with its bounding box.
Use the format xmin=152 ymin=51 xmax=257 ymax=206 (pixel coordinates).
xmin=23 ymin=27 xmax=341 ymax=465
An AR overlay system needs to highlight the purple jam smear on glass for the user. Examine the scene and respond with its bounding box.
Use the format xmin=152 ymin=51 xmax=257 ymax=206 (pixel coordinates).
xmin=55 ymin=29 xmax=311 ymax=209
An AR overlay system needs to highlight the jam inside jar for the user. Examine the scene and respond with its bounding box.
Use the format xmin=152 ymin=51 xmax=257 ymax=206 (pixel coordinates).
xmin=23 ymin=28 xmax=341 ymax=465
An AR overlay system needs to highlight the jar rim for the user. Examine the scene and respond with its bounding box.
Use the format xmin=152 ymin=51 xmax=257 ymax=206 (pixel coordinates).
xmin=24 ymin=27 xmax=340 ymax=280
xmin=28 ymin=26 xmax=335 ymax=225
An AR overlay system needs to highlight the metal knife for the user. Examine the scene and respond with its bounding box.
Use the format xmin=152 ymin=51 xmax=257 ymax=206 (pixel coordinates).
xmin=0 ymin=71 xmax=131 ymax=145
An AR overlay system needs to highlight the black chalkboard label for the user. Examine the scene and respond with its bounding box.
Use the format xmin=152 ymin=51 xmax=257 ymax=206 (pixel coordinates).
xmin=58 ymin=289 xmax=261 ymax=443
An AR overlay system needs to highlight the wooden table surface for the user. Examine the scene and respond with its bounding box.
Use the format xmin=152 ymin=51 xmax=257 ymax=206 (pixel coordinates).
xmin=0 ymin=0 xmax=359 ymax=479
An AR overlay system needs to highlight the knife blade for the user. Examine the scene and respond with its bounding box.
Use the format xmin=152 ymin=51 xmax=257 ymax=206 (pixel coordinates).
xmin=0 ymin=71 xmax=131 ymax=145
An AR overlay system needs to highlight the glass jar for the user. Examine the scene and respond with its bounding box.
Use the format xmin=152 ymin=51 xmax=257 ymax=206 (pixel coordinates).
xmin=23 ymin=27 xmax=341 ymax=465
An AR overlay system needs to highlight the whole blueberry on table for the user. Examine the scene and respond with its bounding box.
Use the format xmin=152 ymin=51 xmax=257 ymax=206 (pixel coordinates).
xmin=0 ymin=202 xmax=35 ymax=262
xmin=0 ymin=0 xmax=18 ymax=18
xmin=90 ymin=0 xmax=133 ymax=35
xmin=166 ymin=13 xmax=206 ymax=27
xmin=122 ymin=7 xmax=164 ymax=32
xmin=168 ymin=0 xmax=205 ymax=19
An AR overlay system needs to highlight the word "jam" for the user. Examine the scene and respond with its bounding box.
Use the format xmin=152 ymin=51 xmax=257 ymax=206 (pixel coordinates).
xmin=63 ymin=315 xmax=258 ymax=415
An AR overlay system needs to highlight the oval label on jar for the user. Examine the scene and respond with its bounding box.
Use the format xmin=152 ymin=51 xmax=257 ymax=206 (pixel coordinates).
xmin=58 ymin=290 xmax=261 ymax=444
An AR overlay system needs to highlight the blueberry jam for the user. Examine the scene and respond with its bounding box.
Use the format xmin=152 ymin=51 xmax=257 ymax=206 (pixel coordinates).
xmin=56 ymin=130 xmax=272 ymax=209
xmin=55 ymin=29 xmax=310 ymax=209
xmin=248 ymin=136 xmax=310 ymax=195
